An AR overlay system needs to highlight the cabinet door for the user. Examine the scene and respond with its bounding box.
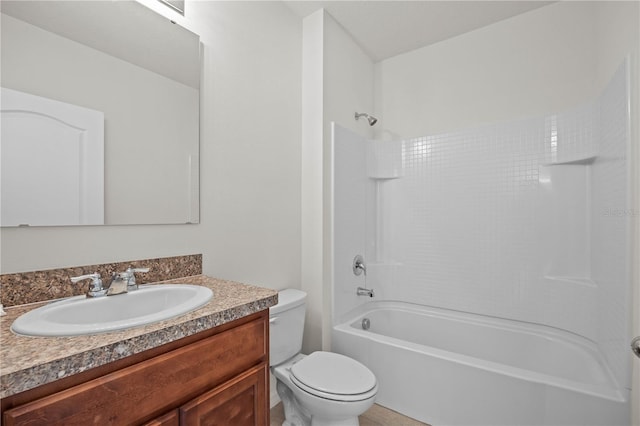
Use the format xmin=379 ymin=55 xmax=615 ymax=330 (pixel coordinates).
xmin=180 ymin=363 xmax=268 ymax=426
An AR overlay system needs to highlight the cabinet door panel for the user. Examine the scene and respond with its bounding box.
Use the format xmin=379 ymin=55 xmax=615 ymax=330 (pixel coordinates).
xmin=3 ymin=317 xmax=267 ymax=426
xmin=180 ymin=364 xmax=268 ymax=426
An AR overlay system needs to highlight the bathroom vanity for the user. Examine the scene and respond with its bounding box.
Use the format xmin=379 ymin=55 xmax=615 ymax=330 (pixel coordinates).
xmin=0 ymin=275 xmax=277 ymax=425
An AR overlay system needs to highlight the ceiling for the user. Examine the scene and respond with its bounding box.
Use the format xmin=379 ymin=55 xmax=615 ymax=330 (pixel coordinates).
xmin=283 ymin=1 xmax=554 ymax=62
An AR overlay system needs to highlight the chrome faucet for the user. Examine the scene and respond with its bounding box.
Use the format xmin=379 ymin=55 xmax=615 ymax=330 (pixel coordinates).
xmin=106 ymin=273 xmax=128 ymax=296
xmin=353 ymin=255 xmax=366 ymax=276
xmin=70 ymin=273 xmax=107 ymax=298
xmin=121 ymin=267 xmax=150 ymax=291
xmin=70 ymin=270 xmax=143 ymax=297
xmin=357 ymin=287 xmax=374 ymax=297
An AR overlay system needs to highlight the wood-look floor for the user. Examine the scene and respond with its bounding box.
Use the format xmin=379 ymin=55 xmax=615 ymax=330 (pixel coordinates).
xmin=270 ymin=402 xmax=430 ymax=426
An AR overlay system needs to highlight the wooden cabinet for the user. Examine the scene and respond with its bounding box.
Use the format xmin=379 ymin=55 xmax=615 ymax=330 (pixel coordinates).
xmin=180 ymin=364 xmax=267 ymax=426
xmin=2 ymin=310 xmax=269 ymax=426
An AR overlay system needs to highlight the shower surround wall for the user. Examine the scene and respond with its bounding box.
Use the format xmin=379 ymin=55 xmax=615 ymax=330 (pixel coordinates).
xmin=333 ymin=60 xmax=631 ymax=392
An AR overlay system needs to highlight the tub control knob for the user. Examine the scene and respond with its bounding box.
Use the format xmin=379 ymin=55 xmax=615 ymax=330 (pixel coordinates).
xmin=353 ymin=255 xmax=366 ymax=276
xmin=632 ymin=336 xmax=640 ymax=359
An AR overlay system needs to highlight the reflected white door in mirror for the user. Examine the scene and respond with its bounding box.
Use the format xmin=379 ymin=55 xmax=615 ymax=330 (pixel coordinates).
xmin=1 ymin=88 xmax=104 ymax=226
xmin=0 ymin=0 xmax=200 ymax=226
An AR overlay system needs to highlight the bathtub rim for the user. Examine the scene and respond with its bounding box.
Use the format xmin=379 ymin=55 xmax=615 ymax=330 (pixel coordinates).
xmin=333 ymin=300 xmax=627 ymax=403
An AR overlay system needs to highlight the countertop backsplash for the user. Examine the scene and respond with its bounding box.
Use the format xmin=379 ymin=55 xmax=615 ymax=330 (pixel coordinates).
xmin=0 ymin=254 xmax=202 ymax=307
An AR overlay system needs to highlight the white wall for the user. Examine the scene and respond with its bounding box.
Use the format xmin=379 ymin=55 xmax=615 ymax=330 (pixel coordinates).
xmin=301 ymin=9 xmax=325 ymax=355
xmin=0 ymin=1 xmax=302 ymax=295
xmin=301 ymin=9 xmax=374 ymax=353
xmin=190 ymin=1 xmax=301 ymax=289
xmin=374 ymin=2 xmax=599 ymax=140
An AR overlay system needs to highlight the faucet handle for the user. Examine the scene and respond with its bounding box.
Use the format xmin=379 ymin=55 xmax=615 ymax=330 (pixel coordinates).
xmin=126 ymin=267 xmax=150 ymax=274
xmin=353 ymin=255 xmax=366 ymax=276
xmin=123 ymin=267 xmax=150 ymax=290
xmin=70 ymin=272 xmax=100 ymax=283
xmin=70 ymin=273 xmax=106 ymax=297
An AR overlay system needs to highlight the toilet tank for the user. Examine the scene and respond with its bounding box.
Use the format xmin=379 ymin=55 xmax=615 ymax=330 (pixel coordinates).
xmin=269 ymin=289 xmax=306 ymax=366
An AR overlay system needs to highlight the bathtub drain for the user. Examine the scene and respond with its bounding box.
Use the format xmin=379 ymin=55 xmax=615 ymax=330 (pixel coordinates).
xmin=362 ymin=318 xmax=370 ymax=330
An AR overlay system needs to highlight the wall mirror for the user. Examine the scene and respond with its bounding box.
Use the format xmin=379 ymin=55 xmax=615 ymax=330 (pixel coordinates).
xmin=0 ymin=0 xmax=200 ymax=226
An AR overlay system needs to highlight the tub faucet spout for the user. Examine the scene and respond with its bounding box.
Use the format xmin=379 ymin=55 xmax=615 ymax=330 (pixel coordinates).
xmin=357 ymin=287 xmax=374 ymax=298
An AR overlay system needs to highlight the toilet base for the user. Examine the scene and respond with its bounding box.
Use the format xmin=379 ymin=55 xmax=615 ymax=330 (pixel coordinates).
xmin=276 ymin=379 xmax=361 ymax=426
xmin=277 ymin=379 xmax=311 ymax=426
xmin=272 ymin=354 xmax=376 ymax=426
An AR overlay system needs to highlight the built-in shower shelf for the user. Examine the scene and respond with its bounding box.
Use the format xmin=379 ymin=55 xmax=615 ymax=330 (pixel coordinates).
xmin=542 ymin=155 xmax=597 ymax=166
xmin=367 ymin=175 xmax=402 ymax=180
xmin=543 ymin=275 xmax=597 ymax=288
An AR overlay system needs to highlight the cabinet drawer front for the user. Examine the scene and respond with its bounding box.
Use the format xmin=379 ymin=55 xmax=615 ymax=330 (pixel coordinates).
xmin=4 ymin=316 xmax=267 ymax=426
xmin=180 ymin=364 xmax=268 ymax=426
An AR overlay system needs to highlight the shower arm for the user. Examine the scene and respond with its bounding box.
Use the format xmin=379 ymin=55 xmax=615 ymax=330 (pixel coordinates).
xmin=354 ymin=112 xmax=378 ymax=126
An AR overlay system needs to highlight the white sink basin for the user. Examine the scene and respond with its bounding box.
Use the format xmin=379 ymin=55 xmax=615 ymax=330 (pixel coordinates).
xmin=11 ymin=284 xmax=213 ymax=337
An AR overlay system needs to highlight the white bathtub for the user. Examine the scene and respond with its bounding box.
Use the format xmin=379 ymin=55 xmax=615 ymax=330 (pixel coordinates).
xmin=332 ymin=301 xmax=629 ymax=426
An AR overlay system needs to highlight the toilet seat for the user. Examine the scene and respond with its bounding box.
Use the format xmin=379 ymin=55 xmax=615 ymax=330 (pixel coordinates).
xmin=289 ymin=351 xmax=378 ymax=402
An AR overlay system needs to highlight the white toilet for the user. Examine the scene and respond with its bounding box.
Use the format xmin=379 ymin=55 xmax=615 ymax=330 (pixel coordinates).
xmin=270 ymin=289 xmax=378 ymax=426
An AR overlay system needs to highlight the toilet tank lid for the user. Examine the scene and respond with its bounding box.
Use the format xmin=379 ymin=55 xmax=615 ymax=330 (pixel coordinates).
xmin=270 ymin=289 xmax=306 ymax=315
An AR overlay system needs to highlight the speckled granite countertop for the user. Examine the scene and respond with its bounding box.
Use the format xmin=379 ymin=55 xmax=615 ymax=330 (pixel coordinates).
xmin=0 ymin=275 xmax=277 ymax=399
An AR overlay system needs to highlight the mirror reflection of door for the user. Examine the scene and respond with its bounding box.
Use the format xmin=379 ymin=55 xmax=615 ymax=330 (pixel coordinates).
xmin=1 ymin=88 xmax=104 ymax=227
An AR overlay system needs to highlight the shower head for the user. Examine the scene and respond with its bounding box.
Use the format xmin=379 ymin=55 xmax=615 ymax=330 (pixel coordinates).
xmin=355 ymin=112 xmax=378 ymax=126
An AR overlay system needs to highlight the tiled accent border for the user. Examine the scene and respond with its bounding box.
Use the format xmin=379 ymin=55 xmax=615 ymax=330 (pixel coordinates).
xmin=0 ymin=254 xmax=202 ymax=307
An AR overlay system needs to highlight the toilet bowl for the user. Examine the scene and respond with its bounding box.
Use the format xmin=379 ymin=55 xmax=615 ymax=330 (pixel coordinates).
xmin=270 ymin=289 xmax=378 ymax=426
